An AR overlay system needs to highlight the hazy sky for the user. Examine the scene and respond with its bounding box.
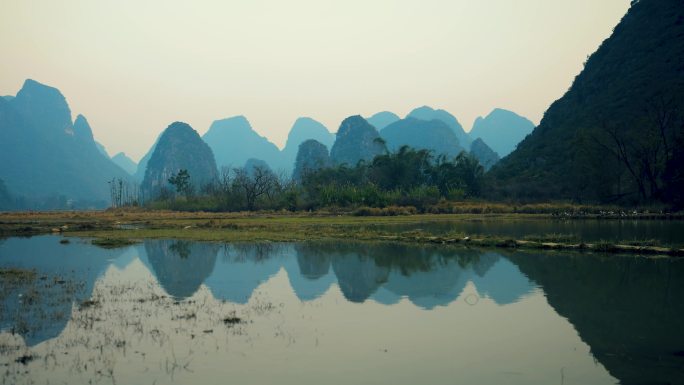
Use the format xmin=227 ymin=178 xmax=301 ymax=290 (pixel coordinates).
xmin=0 ymin=0 xmax=630 ymax=161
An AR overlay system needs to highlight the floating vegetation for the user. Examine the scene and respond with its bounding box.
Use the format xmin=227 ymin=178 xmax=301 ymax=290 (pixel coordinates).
xmin=173 ymin=312 xmax=197 ymax=321
xmin=0 ymin=271 xmax=267 ymax=384
xmin=91 ymin=237 xmax=139 ymax=249
xmin=78 ymin=299 xmax=100 ymax=310
xmin=14 ymin=354 xmax=36 ymax=365
xmin=223 ymin=315 xmax=242 ymax=326
xmin=522 ymin=233 xmax=579 ymax=243
xmin=0 ymin=268 xmax=36 ymax=282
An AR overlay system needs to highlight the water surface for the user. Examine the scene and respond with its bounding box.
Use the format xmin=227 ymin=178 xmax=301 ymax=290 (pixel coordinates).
xmin=0 ymin=236 xmax=682 ymax=384
xmin=373 ymin=218 xmax=684 ymax=247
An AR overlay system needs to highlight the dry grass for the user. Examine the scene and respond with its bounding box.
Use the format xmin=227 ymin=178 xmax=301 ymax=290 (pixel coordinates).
xmin=1 ymin=208 xmax=682 ymax=257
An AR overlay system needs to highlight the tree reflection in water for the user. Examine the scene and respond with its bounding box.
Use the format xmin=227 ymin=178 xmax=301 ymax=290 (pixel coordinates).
xmin=0 ymin=236 xmax=682 ymax=384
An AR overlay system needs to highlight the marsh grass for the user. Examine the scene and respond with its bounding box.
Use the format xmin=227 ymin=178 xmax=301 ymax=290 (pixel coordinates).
xmin=623 ymin=239 xmax=660 ymax=247
xmin=593 ymin=241 xmax=620 ymax=253
xmin=0 ymin=203 xmax=678 ymax=237
xmin=91 ymin=238 xmax=139 ymax=249
xmin=1 ymin=209 xmax=682 ymax=256
xmin=522 ymin=233 xmax=579 ymax=243
xmin=0 ymin=267 xmax=295 ymax=385
xmin=0 ymin=268 xmax=37 ymax=282
xmin=353 ymin=206 xmax=419 ymax=216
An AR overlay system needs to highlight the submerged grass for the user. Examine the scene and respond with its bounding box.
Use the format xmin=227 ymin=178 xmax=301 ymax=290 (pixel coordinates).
xmin=0 ymin=268 xmax=37 ymax=282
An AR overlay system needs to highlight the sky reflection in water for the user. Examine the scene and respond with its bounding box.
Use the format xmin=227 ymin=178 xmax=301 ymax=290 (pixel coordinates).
xmin=0 ymin=236 xmax=682 ymax=385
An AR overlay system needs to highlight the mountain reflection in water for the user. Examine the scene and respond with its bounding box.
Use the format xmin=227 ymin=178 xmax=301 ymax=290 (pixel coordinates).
xmin=0 ymin=236 xmax=682 ymax=385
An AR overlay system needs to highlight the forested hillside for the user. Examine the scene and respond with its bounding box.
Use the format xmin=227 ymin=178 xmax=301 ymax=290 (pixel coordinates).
xmin=492 ymin=0 xmax=684 ymax=206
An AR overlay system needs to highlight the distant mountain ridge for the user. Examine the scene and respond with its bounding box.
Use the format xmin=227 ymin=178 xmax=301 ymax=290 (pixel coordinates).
xmin=470 ymin=108 xmax=534 ymax=157
xmin=0 ymin=79 xmax=130 ymax=208
xmin=367 ymin=111 xmax=400 ymax=130
xmin=470 ymin=138 xmax=500 ymax=171
xmin=112 ymin=152 xmax=137 ymax=175
xmin=135 ymin=107 xmax=533 ymax=181
xmin=106 ymin=104 xmax=535 ymax=184
xmin=407 ymin=106 xmax=471 ymax=149
xmin=0 ymin=78 xmax=541 ymax=209
xmin=381 ymin=118 xmax=464 ymax=158
xmin=281 ymin=117 xmax=334 ymax=172
xmin=203 ymin=116 xmax=282 ymax=172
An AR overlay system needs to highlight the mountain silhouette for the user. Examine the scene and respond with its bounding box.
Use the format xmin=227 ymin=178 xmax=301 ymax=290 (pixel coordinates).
xmin=381 ymin=117 xmax=464 ymax=158
xmin=330 ymin=115 xmax=385 ymax=166
xmin=367 ymin=111 xmax=400 ymax=130
xmin=0 ymin=79 xmax=130 ymax=208
xmin=407 ymin=106 xmax=470 ymax=149
xmin=469 ymin=138 xmax=500 ymax=171
xmin=111 ymin=152 xmax=137 ymax=175
xmin=493 ymin=0 xmax=684 ymax=202
xmin=293 ymin=139 xmax=331 ymax=181
xmin=142 ymin=122 xmax=218 ymax=197
xmin=203 ymin=116 xmax=282 ymax=172
xmin=469 ymin=108 xmax=534 ymax=157
xmin=281 ymin=117 xmax=334 ymax=172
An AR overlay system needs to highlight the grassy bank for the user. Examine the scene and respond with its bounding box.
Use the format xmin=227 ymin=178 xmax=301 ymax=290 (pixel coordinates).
xmin=0 ymin=209 xmax=543 ymax=236
xmin=72 ymin=227 xmax=684 ymax=257
xmin=1 ymin=208 xmax=682 ymax=257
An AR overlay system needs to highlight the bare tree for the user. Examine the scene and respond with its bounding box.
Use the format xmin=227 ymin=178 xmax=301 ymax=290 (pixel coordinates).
xmin=108 ymin=178 xmax=141 ymax=208
xmin=232 ymin=166 xmax=278 ymax=211
xmin=594 ymin=95 xmax=681 ymax=202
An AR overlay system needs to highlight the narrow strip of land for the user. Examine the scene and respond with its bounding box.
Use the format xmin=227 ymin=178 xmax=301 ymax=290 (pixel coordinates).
xmin=1 ymin=210 xmax=682 ymax=257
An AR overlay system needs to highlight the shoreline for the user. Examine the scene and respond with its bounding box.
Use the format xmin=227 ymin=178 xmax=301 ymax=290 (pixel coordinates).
xmin=1 ymin=210 xmax=682 ymax=258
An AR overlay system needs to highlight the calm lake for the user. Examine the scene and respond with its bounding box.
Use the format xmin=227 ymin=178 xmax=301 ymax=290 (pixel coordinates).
xmin=373 ymin=218 xmax=684 ymax=247
xmin=1 ymin=235 xmax=683 ymax=385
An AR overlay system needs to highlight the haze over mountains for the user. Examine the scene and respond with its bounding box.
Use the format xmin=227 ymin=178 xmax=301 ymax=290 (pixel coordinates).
xmin=381 ymin=118 xmax=464 ymax=158
xmin=407 ymin=106 xmax=472 ymax=149
xmin=281 ymin=117 xmax=335 ymax=173
xmin=130 ymin=106 xmax=528 ymax=178
xmin=0 ymin=67 xmax=552 ymax=209
xmin=470 ymin=109 xmax=535 ymax=157
xmin=366 ymin=112 xmax=400 ymax=131
xmin=111 ymin=153 xmax=137 ymax=175
xmin=0 ymin=76 xmax=538 ymax=210
xmin=0 ymin=79 xmax=130 ymax=208
xmin=1 ymin=0 xmax=677 ymax=209
xmin=202 ymin=116 xmax=282 ymax=172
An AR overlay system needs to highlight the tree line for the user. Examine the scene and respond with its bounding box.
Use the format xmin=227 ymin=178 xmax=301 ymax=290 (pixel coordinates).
xmin=127 ymin=146 xmax=486 ymax=212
